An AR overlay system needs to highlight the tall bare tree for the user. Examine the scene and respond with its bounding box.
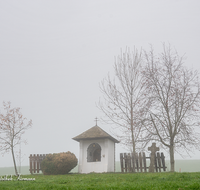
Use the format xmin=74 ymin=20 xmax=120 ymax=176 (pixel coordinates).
xmin=142 ymin=45 xmax=200 ymax=171
xmin=0 ymin=102 xmax=32 ymax=175
xmin=98 ymin=48 xmax=146 ymax=153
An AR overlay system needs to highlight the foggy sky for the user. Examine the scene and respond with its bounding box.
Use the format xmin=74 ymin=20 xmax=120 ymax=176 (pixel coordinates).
xmin=0 ymin=0 xmax=200 ymax=167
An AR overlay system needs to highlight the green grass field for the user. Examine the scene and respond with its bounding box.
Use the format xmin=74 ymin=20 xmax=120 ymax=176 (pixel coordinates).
xmin=1 ymin=160 xmax=200 ymax=189
xmin=0 ymin=172 xmax=200 ymax=190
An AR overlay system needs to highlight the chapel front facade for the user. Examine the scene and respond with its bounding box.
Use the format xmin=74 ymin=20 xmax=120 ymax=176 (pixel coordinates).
xmin=72 ymin=125 xmax=119 ymax=173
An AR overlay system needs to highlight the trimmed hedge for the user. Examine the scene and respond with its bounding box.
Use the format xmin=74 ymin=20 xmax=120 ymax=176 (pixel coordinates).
xmin=41 ymin=152 xmax=78 ymax=175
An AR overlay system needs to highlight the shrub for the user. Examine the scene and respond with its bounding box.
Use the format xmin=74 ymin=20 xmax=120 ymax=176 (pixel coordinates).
xmin=41 ymin=151 xmax=78 ymax=175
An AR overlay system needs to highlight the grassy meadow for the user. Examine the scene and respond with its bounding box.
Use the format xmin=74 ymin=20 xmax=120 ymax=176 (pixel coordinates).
xmin=0 ymin=172 xmax=200 ymax=190
xmin=1 ymin=160 xmax=200 ymax=189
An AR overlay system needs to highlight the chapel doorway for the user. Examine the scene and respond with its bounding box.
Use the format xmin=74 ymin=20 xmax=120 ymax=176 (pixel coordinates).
xmin=87 ymin=143 xmax=101 ymax=162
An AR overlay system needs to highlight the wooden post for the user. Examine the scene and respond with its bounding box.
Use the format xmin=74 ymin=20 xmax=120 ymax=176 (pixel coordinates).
xmin=154 ymin=153 xmax=158 ymax=172
xmin=29 ymin=154 xmax=32 ymax=174
xmin=135 ymin=153 xmax=139 ymax=172
xmin=120 ymin=153 xmax=124 ymax=173
xmin=143 ymin=152 xmax=147 ymax=172
xmin=131 ymin=153 xmax=135 ymax=173
xmin=139 ymin=152 xmax=143 ymax=172
xmin=37 ymin=154 xmax=39 ymax=173
xmin=39 ymin=154 xmax=42 ymax=171
xmin=161 ymin=152 xmax=166 ymax=171
xmin=127 ymin=153 xmax=131 ymax=172
xmin=157 ymin=152 xmax=161 ymax=172
xmin=33 ymin=154 xmax=36 ymax=173
xmin=124 ymin=153 xmax=128 ymax=172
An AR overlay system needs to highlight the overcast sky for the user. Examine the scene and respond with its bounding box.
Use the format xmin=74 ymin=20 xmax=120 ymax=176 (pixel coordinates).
xmin=0 ymin=0 xmax=200 ymax=167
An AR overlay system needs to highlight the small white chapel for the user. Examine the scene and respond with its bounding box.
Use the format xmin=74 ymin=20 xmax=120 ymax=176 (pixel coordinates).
xmin=72 ymin=124 xmax=119 ymax=173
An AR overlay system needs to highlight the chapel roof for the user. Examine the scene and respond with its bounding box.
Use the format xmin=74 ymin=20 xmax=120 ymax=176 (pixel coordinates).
xmin=72 ymin=125 xmax=119 ymax=143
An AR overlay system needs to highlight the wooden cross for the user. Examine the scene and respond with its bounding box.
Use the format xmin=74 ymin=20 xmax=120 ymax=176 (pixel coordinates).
xmin=94 ymin=117 xmax=99 ymax=126
xmin=148 ymin=143 xmax=159 ymax=172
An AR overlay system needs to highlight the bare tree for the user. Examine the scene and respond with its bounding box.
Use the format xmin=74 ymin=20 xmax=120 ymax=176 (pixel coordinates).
xmin=142 ymin=45 xmax=200 ymax=171
xmin=0 ymin=102 xmax=32 ymax=175
xmin=98 ymin=48 xmax=146 ymax=153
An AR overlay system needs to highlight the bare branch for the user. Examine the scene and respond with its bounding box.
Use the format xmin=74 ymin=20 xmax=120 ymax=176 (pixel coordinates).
xmin=98 ymin=48 xmax=148 ymax=153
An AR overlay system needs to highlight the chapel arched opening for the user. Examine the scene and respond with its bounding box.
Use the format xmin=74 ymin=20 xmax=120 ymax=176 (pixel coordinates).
xmin=87 ymin=143 xmax=101 ymax=162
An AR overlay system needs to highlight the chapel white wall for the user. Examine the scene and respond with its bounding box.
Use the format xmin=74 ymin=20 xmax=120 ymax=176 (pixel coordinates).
xmin=78 ymin=139 xmax=116 ymax=173
xmin=106 ymin=139 xmax=115 ymax=172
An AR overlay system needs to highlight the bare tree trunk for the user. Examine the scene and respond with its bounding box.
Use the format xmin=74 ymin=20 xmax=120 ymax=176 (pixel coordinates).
xmin=169 ymin=145 xmax=175 ymax=172
xmin=131 ymin=128 xmax=135 ymax=154
xmin=131 ymin=97 xmax=136 ymax=154
xmin=11 ymin=145 xmax=18 ymax=176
